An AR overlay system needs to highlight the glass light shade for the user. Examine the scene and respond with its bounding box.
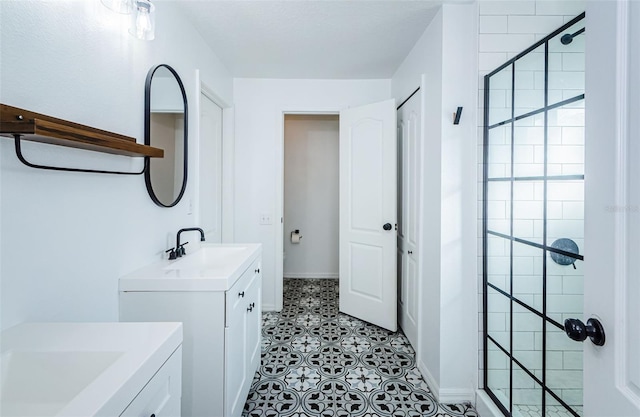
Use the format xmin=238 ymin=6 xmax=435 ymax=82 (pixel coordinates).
xmin=129 ymin=0 xmax=155 ymax=41
xmin=100 ymin=0 xmax=133 ymax=14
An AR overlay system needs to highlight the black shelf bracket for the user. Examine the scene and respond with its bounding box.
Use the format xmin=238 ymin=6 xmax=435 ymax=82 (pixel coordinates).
xmin=13 ymin=134 xmax=147 ymax=175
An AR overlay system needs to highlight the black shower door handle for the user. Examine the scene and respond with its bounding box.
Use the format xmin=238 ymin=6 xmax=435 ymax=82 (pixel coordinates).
xmin=564 ymin=317 xmax=606 ymax=346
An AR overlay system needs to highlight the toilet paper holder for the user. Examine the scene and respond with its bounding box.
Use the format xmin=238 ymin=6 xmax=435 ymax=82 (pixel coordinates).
xmin=291 ymin=229 xmax=302 ymax=244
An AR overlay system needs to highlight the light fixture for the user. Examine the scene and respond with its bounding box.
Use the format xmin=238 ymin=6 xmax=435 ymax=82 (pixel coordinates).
xmin=129 ymin=0 xmax=155 ymax=41
xmin=100 ymin=0 xmax=134 ymax=14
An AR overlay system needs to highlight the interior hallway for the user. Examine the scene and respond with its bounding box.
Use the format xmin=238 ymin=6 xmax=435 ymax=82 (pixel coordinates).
xmin=243 ymin=278 xmax=478 ymax=416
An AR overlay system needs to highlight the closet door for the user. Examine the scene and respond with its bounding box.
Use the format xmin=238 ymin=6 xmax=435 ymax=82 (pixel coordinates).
xmin=397 ymin=91 xmax=421 ymax=348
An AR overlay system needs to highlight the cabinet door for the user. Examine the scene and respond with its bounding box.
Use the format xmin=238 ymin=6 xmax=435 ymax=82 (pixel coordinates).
xmin=224 ymin=271 xmax=252 ymax=417
xmin=120 ymin=346 xmax=182 ymax=417
xmin=246 ymin=264 xmax=262 ymax=375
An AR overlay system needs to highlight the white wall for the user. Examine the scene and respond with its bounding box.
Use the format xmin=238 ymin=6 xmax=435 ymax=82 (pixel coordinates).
xmin=0 ymin=0 xmax=233 ymax=330
xmin=391 ymin=2 xmax=479 ymax=404
xmin=283 ymin=115 xmax=339 ymax=279
xmin=233 ymin=78 xmax=391 ymax=310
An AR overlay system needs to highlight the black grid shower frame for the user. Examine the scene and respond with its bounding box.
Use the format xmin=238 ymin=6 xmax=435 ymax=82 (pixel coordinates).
xmin=482 ymin=12 xmax=586 ymax=417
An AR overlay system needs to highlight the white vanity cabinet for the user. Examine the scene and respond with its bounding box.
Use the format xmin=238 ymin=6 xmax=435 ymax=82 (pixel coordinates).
xmin=119 ymin=244 xmax=262 ymax=417
xmin=120 ymin=346 xmax=182 ymax=417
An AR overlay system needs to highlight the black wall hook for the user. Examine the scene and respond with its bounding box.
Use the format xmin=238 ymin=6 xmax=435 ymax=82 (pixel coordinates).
xmin=453 ymin=107 xmax=463 ymax=125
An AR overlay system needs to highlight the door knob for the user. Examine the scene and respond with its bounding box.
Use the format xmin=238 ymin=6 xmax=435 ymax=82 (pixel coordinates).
xmin=383 ymin=223 xmax=392 ymax=231
xmin=564 ymin=317 xmax=606 ymax=346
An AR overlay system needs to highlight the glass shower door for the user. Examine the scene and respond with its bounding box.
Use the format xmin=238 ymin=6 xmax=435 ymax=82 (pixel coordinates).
xmin=483 ymin=13 xmax=585 ymax=417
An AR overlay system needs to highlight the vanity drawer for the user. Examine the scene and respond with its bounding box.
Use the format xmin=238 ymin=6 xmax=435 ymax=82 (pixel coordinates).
xmin=120 ymin=346 xmax=182 ymax=417
xmin=225 ymin=258 xmax=261 ymax=326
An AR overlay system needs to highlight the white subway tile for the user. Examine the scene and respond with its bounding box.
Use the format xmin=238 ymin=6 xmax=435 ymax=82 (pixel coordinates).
xmin=513 ymin=388 xmax=541 ymax=406
xmin=513 ymin=182 xmax=534 ymax=200
xmin=562 ymin=275 xmax=584 ymax=295
xmin=546 ymin=370 xmax=583 ymax=390
xmin=548 ymin=181 xmax=583 ymax=201
xmin=513 ymin=368 xmax=536 ymax=388
xmin=559 ymin=389 xmax=583 ymax=406
xmin=513 ymin=349 xmax=542 ymax=371
xmin=514 ymin=125 xmax=544 ymax=145
xmin=561 ymin=161 xmax=583 ymax=175
xmin=480 ymin=52 xmax=509 ymax=72
xmin=561 ymin=127 xmax=584 ymax=144
xmin=546 ymin=331 xmax=579 ymax=351
xmin=562 ymin=202 xmax=584 ymax=219
xmin=513 ymin=201 xmax=543 ymax=220
xmin=562 ymin=52 xmax=585 ymax=71
xmin=548 ymin=71 xmax=585 ymax=90
xmin=480 ymin=0 xmax=536 ymax=16
xmin=480 ymin=34 xmax=537 ymax=53
xmin=547 ymin=351 xmax=564 ymax=369
xmin=535 ymin=1 xmax=585 ymax=17
xmin=563 ymin=351 xmax=583 ymax=370
xmin=508 ymin=15 xmax=564 ymax=34
xmin=480 ymin=15 xmax=509 ymax=33
xmin=548 ymin=145 xmax=584 ymax=164
xmin=548 ymin=201 xmax=563 ymax=219
xmin=513 ymin=274 xmax=542 ymax=295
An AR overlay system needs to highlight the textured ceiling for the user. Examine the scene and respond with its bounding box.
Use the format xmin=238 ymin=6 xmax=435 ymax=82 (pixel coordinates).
xmin=179 ymin=1 xmax=442 ymax=79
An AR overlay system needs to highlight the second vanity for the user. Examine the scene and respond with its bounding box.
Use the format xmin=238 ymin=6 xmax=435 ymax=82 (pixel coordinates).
xmin=119 ymin=243 xmax=262 ymax=417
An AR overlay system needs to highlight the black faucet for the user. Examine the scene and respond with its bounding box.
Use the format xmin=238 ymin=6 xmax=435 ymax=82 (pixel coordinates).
xmin=175 ymin=227 xmax=206 ymax=257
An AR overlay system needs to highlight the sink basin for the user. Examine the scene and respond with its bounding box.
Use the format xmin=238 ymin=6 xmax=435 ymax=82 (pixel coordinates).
xmin=0 ymin=322 xmax=183 ymax=417
xmin=120 ymin=243 xmax=262 ymax=292
xmin=1 ymin=350 xmax=123 ymax=417
xmin=164 ymin=246 xmax=246 ymax=270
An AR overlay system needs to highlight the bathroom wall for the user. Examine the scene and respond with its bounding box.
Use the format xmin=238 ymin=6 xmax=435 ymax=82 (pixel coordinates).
xmin=283 ymin=115 xmax=339 ymax=279
xmin=233 ymin=78 xmax=391 ymax=311
xmin=0 ymin=0 xmax=233 ymax=330
xmin=390 ymin=2 xmax=479 ymax=403
xmin=477 ymin=0 xmax=586 ymax=413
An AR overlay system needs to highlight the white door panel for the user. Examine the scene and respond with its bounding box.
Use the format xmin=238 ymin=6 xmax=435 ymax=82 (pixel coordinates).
xmin=397 ymin=92 xmax=421 ymax=348
xmin=584 ymin=1 xmax=640 ymax=416
xmin=340 ymin=99 xmax=397 ymax=332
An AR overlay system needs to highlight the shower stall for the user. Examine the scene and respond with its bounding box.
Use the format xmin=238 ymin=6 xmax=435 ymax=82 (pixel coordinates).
xmin=482 ymin=13 xmax=585 ymax=417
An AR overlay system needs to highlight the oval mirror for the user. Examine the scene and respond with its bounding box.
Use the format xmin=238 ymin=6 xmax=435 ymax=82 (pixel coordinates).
xmin=144 ymin=64 xmax=188 ymax=207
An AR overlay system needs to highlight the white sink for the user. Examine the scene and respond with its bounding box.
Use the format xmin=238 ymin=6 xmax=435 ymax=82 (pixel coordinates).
xmin=0 ymin=322 xmax=182 ymax=417
xmin=120 ymin=243 xmax=262 ymax=292
xmin=164 ymin=246 xmax=246 ymax=270
xmin=1 ymin=350 xmax=123 ymax=417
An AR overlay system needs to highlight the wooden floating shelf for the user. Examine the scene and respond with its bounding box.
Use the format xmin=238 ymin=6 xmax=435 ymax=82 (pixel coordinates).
xmin=0 ymin=104 xmax=163 ymax=158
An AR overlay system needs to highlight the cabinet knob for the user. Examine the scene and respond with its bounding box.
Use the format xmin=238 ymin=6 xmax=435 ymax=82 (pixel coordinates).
xmin=150 ymin=414 xmax=156 ymax=417
xmin=255 ymin=268 xmax=260 ymax=274
xmin=408 ymin=250 xmax=413 ymax=254
xmin=247 ymin=305 xmax=253 ymax=312
xmin=239 ymin=291 xmax=245 ymax=298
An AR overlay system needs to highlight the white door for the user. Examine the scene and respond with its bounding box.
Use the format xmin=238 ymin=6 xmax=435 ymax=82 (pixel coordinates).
xmin=584 ymin=1 xmax=640 ymax=416
xmin=199 ymin=93 xmax=223 ymax=242
xmin=397 ymin=92 xmax=420 ymax=347
xmin=339 ymin=99 xmax=397 ymax=332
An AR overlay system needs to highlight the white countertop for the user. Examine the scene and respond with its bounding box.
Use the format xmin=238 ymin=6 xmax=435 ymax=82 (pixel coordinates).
xmin=0 ymin=322 xmax=182 ymax=417
xmin=119 ymin=243 xmax=262 ymax=292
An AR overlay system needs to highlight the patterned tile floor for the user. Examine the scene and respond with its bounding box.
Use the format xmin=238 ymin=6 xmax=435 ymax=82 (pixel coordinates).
xmin=243 ymin=278 xmax=478 ymax=417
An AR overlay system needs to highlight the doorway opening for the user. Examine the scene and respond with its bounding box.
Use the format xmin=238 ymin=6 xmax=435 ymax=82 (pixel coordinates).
xmin=482 ymin=13 xmax=585 ymax=417
xmin=283 ymin=114 xmax=340 ymax=280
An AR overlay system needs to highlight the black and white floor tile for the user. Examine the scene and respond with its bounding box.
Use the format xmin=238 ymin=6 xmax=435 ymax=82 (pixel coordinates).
xmin=243 ymin=278 xmax=478 ymax=417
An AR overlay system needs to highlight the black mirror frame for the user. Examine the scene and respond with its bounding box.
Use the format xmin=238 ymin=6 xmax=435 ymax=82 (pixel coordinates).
xmin=144 ymin=64 xmax=188 ymax=208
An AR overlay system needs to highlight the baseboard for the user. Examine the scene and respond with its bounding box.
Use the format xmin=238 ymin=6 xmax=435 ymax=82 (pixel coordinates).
xmin=418 ymin=360 xmax=475 ymax=405
xmin=262 ymin=303 xmax=277 ymax=312
xmin=418 ymin=360 xmax=440 ymax=402
xmin=475 ymin=390 xmax=504 ymax=417
xmin=438 ymin=388 xmax=476 ymax=405
xmin=283 ymin=273 xmax=339 ymax=279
